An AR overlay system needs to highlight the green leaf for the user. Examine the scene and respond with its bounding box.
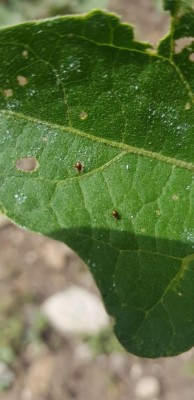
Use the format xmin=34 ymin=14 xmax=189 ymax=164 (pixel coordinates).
xmin=163 ymin=0 xmax=194 ymax=15
xmin=1 ymin=7 xmax=194 ymax=358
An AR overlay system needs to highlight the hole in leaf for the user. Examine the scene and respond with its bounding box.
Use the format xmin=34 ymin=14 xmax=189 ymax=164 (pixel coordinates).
xmin=15 ymin=157 xmax=39 ymax=172
xmin=17 ymin=75 xmax=28 ymax=86
xmin=175 ymin=37 xmax=194 ymax=53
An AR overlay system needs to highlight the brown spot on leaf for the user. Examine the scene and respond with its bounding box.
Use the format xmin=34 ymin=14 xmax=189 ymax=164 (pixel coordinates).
xmin=3 ymin=89 xmax=13 ymax=97
xmin=17 ymin=75 xmax=28 ymax=86
xmin=15 ymin=157 xmax=39 ymax=172
xmin=80 ymin=111 xmax=88 ymax=120
xmin=189 ymin=53 xmax=194 ymax=62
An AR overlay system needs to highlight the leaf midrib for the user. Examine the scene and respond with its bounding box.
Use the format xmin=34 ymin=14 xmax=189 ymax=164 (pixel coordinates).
xmin=1 ymin=108 xmax=194 ymax=172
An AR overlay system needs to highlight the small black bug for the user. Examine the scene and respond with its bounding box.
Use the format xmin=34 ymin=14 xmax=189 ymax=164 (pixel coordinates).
xmin=112 ymin=210 xmax=119 ymax=219
xmin=75 ymin=161 xmax=84 ymax=173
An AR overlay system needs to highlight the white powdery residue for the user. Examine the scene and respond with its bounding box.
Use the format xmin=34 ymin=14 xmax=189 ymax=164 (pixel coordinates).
xmin=1 ymin=129 xmax=12 ymax=144
xmin=28 ymin=89 xmax=37 ymax=97
xmin=182 ymin=228 xmax=194 ymax=247
xmin=7 ymin=99 xmax=20 ymax=110
xmin=14 ymin=191 xmax=27 ymax=204
xmin=66 ymin=56 xmax=82 ymax=73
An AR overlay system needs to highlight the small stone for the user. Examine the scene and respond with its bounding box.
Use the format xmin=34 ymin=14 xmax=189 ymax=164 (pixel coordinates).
xmin=134 ymin=376 xmax=160 ymax=399
xmin=181 ymin=349 xmax=193 ymax=360
xmin=21 ymin=355 xmax=54 ymax=399
xmin=24 ymin=342 xmax=49 ymax=364
xmin=41 ymin=285 xmax=110 ymax=336
xmin=40 ymin=241 xmax=71 ymax=270
xmin=74 ymin=343 xmax=92 ymax=364
xmin=109 ymin=353 xmax=126 ymax=378
xmin=0 ymin=215 xmax=9 ymax=228
xmin=130 ymin=363 xmax=143 ymax=379
xmin=0 ymin=362 xmax=15 ymax=389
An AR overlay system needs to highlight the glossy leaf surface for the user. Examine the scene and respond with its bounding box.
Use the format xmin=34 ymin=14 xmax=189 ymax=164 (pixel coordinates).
xmin=1 ymin=3 xmax=194 ymax=357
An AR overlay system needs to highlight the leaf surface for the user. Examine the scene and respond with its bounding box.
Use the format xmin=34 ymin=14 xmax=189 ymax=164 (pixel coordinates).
xmin=1 ymin=6 xmax=194 ymax=357
xmin=163 ymin=0 xmax=194 ymax=15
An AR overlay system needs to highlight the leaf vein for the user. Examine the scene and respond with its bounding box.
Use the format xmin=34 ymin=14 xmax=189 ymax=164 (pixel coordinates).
xmin=1 ymin=109 xmax=194 ymax=172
